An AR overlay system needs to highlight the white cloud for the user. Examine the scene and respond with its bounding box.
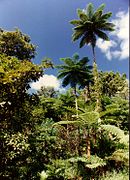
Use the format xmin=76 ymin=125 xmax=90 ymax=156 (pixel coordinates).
xmin=96 ymin=39 xmax=117 ymax=60
xmin=31 ymin=74 xmax=61 ymax=90
xmin=97 ymin=9 xmax=129 ymax=60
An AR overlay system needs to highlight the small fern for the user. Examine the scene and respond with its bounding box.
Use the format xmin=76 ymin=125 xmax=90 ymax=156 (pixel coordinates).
xmin=108 ymin=149 xmax=129 ymax=167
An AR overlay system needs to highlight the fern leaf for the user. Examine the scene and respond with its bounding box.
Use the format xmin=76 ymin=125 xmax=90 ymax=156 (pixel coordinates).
xmin=79 ymin=111 xmax=99 ymax=125
xmin=52 ymin=120 xmax=81 ymax=127
xmin=108 ymin=149 xmax=129 ymax=166
xmin=101 ymin=125 xmax=125 ymax=139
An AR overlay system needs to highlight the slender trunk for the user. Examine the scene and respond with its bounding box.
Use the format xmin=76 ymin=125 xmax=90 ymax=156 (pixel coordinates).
xmin=73 ymin=86 xmax=81 ymax=156
xmin=84 ymin=84 xmax=91 ymax=103
xmin=66 ymin=113 xmax=69 ymax=157
xmin=91 ymin=46 xmax=102 ymax=112
xmin=75 ymin=96 xmax=78 ymax=118
xmin=86 ymin=129 xmax=91 ymax=158
xmin=87 ymin=136 xmax=91 ymax=158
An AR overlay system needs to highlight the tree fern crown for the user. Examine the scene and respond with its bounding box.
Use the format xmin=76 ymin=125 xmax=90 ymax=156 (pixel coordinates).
xmin=56 ymin=53 xmax=93 ymax=90
xmin=70 ymin=3 xmax=115 ymax=49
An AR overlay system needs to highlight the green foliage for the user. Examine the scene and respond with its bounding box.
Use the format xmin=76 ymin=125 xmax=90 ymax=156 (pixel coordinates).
xmin=40 ymin=156 xmax=107 ymax=180
xmin=37 ymin=86 xmax=58 ymax=98
xmin=100 ymin=124 xmax=129 ymax=147
xmin=0 ymin=54 xmax=42 ymax=127
xmin=101 ymin=125 xmax=125 ymax=139
xmin=0 ymin=28 xmax=43 ymax=179
xmin=79 ymin=111 xmax=99 ymax=126
xmin=99 ymin=71 xmax=127 ymax=97
xmin=108 ymin=149 xmax=129 ymax=167
xmin=44 ymin=159 xmax=78 ymax=179
xmin=40 ymin=171 xmax=48 ymax=180
xmin=0 ymin=28 xmax=36 ymax=60
xmin=100 ymin=96 xmax=129 ymax=131
xmin=41 ymin=57 xmax=54 ymax=69
xmin=99 ymin=170 xmax=129 ymax=180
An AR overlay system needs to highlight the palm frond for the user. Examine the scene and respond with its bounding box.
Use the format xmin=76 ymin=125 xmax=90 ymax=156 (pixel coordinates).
xmin=95 ymin=3 xmax=105 ymax=12
xmin=79 ymin=36 xmax=86 ymax=48
xmin=99 ymin=22 xmax=115 ymax=30
xmin=101 ymin=12 xmax=113 ymax=20
xmin=77 ymin=9 xmax=88 ymax=22
xmin=92 ymin=10 xmax=103 ymax=22
xmin=69 ymin=19 xmax=82 ymax=26
xmin=77 ymin=57 xmax=89 ymax=66
xmin=86 ymin=3 xmax=94 ymax=19
xmin=72 ymin=30 xmax=85 ymax=41
xmin=72 ymin=53 xmax=80 ymax=61
xmin=62 ymin=74 xmax=72 ymax=87
xmin=95 ymin=30 xmax=109 ymax=41
xmin=74 ymin=24 xmax=86 ymax=30
xmin=60 ymin=58 xmax=75 ymax=66
xmin=57 ymin=72 xmax=70 ymax=79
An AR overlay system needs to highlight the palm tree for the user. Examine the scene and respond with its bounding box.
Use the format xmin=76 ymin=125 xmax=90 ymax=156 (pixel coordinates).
xmin=70 ymin=3 xmax=115 ymax=112
xmin=56 ymin=53 xmax=93 ymax=156
xmin=56 ymin=53 xmax=92 ymax=115
xmin=70 ymin=3 xmax=115 ymax=63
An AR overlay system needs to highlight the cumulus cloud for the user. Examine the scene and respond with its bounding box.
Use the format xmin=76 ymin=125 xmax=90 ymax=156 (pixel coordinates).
xmin=30 ymin=74 xmax=61 ymax=90
xmin=97 ymin=9 xmax=129 ymax=60
xmin=96 ymin=39 xmax=117 ymax=60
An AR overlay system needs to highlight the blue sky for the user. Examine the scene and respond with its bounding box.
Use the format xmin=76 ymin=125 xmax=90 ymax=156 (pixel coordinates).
xmin=0 ymin=0 xmax=129 ymax=90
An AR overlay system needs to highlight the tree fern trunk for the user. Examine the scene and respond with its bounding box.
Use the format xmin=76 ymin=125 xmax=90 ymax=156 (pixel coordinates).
xmin=84 ymin=85 xmax=91 ymax=102
xmin=93 ymin=62 xmax=102 ymax=112
xmin=91 ymin=45 xmax=102 ymax=112
xmin=85 ymin=128 xmax=91 ymax=158
xmin=73 ymin=87 xmax=81 ymax=156
xmin=87 ymin=131 xmax=91 ymax=158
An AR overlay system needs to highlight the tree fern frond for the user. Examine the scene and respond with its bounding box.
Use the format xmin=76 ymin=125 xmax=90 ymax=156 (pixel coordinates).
xmin=79 ymin=111 xmax=99 ymax=125
xmin=69 ymin=19 xmax=82 ymax=26
xmin=99 ymin=22 xmax=115 ymax=30
xmin=62 ymin=75 xmax=72 ymax=87
xmin=101 ymin=125 xmax=125 ymax=139
xmin=100 ymin=108 xmax=121 ymax=117
xmin=74 ymin=24 xmax=86 ymax=30
xmin=101 ymin=12 xmax=112 ymax=20
xmin=77 ymin=9 xmax=88 ymax=22
xmin=79 ymin=36 xmax=86 ymax=48
xmin=119 ymin=134 xmax=129 ymax=146
xmin=86 ymin=3 xmax=94 ymax=19
xmin=60 ymin=57 xmax=75 ymax=66
xmin=95 ymin=30 xmax=109 ymax=41
xmin=72 ymin=30 xmax=85 ymax=41
xmin=52 ymin=120 xmax=81 ymax=127
xmin=95 ymin=4 xmax=105 ymax=12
